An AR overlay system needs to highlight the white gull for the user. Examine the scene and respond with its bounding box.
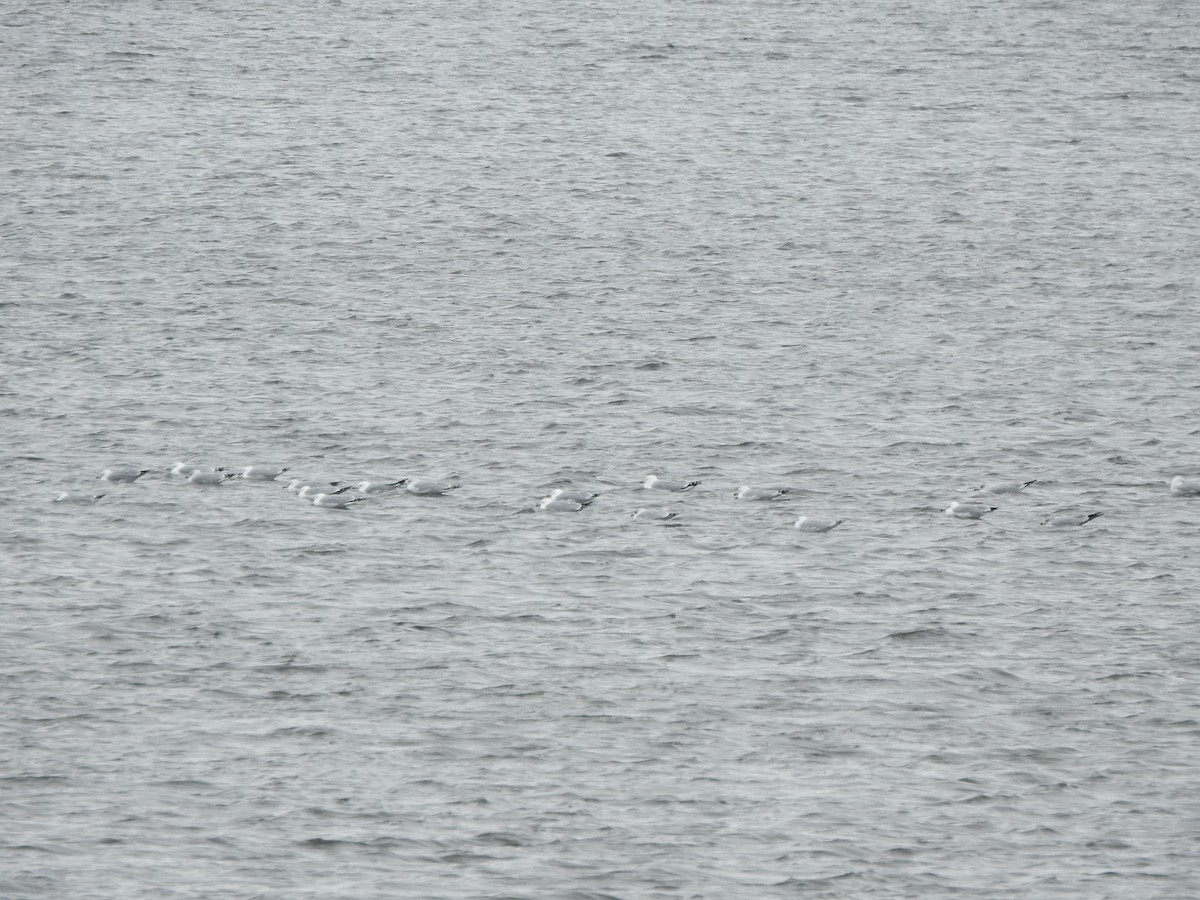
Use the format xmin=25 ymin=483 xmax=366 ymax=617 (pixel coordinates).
xmin=549 ymin=487 xmax=598 ymax=503
xmin=539 ymin=496 xmax=591 ymax=512
xmin=240 ymin=465 xmax=289 ymax=481
xmin=631 ymin=508 xmax=677 ymax=521
xmin=1170 ymin=476 xmax=1200 ymax=496
xmin=944 ymin=501 xmax=998 ymax=520
xmin=100 ymin=467 xmax=148 ymax=483
xmin=1041 ymin=512 xmax=1103 ymax=527
xmin=405 ymin=478 xmax=459 ymax=496
xmin=188 ymin=468 xmax=236 ymax=485
xmin=734 ymin=485 xmax=789 ymax=501
xmin=977 ymin=479 xmax=1037 ymax=494
xmin=643 ymin=475 xmax=700 ymax=492
xmin=356 ymin=479 xmax=408 ymax=494
xmin=794 ymin=516 xmax=844 ymax=533
xmin=312 ymin=492 xmax=366 ymax=509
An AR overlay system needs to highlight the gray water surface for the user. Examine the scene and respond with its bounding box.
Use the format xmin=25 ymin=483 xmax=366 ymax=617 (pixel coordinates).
xmin=3 ymin=1 xmax=1200 ymax=897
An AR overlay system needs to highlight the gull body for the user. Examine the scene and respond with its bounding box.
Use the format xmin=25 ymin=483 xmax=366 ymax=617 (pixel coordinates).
xmin=356 ymin=479 xmax=407 ymax=494
xmin=1042 ymin=512 xmax=1103 ymax=527
xmin=406 ymin=478 xmax=459 ymax=496
xmin=643 ymin=475 xmax=700 ymax=492
xmin=734 ymin=485 xmax=789 ymax=501
xmin=241 ymin=465 xmax=289 ymax=481
xmin=101 ymin=467 xmax=148 ymax=483
xmin=549 ymin=487 xmax=598 ymax=503
xmin=631 ymin=507 xmax=678 ymax=521
xmin=539 ymin=496 xmax=590 ymax=512
xmin=794 ymin=516 xmax=844 ymax=533
xmin=295 ymin=487 xmax=348 ymax=501
xmin=54 ymin=492 xmax=105 ymax=504
xmin=944 ymin=501 xmax=997 ymax=520
xmin=188 ymin=468 xmax=235 ymax=485
xmin=312 ymin=492 xmax=365 ymax=509
xmin=1170 ymin=476 xmax=1200 ymax=496
xmin=978 ymin=479 xmax=1037 ymax=495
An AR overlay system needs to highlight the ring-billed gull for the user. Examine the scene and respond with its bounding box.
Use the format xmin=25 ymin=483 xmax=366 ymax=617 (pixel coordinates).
xmin=188 ymin=468 xmax=236 ymax=485
xmin=794 ymin=516 xmax=844 ymax=532
xmin=288 ymin=478 xmax=335 ymax=493
xmin=944 ymin=501 xmax=998 ymax=519
xmin=1170 ymin=476 xmax=1200 ymax=496
xmin=977 ymin=479 xmax=1037 ymax=494
xmin=312 ymin=491 xmax=366 ymax=509
xmin=539 ymin=496 xmax=592 ymax=512
xmin=549 ymin=487 xmax=598 ymax=503
xmin=631 ymin=508 xmax=678 ymax=521
xmin=240 ymin=466 xmax=289 ymax=481
xmin=643 ymin=475 xmax=700 ymax=492
xmin=1041 ymin=512 xmax=1103 ymax=527
xmin=356 ymin=479 xmax=407 ymax=493
xmin=101 ymin=467 xmax=148 ymax=483
xmin=54 ymin=492 xmax=105 ymax=503
xmin=734 ymin=486 xmax=789 ymax=501
xmin=297 ymin=483 xmax=348 ymax=499
xmin=406 ymin=478 xmax=459 ymax=496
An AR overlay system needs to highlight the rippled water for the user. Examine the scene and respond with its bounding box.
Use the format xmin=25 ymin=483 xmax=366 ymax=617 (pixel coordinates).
xmin=4 ymin=0 xmax=1200 ymax=896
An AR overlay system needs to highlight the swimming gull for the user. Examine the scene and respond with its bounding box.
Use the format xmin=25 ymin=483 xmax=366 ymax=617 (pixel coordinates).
xmin=631 ymin=508 xmax=678 ymax=521
xmin=188 ymin=468 xmax=236 ymax=485
xmin=643 ymin=475 xmax=700 ymax=492
xmin=794 ymin=516 xmax=844 ymax=532
xmin=944 ymin=501 xmax=998 ymax=520
xmin=734 ymin=485 xmax=789 ymax=501
xmin=101 ymin=467 xmax=148 ymax=483
xmin=539 ymin=496 xmax=591 ymax=512
xmin=549 ymin=487 xmax=598 ymax=503
xmin=54 ymin=492 xmax=105 ymax=504
xmin=1041 ymin=512 xmax=1103 ymax=527
xmin=1170 ymin=476 xmax=1200 ymax=496
xmin=312 ymin=492 xmax=366 ymax=509
xmin=405 ymin=478 xmax=459 ymax=496
xmin=240 ymin=466 xmax=289 ymax=481
xmin=356 ymin=479 xmax=408 ymax=494
xmin=978 ymin=479 xmax=1037 ymax=494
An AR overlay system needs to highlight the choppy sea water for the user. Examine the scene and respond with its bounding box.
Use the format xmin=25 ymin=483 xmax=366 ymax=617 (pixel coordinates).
xmin=4 ymin=0 xmax=1200 ymax=896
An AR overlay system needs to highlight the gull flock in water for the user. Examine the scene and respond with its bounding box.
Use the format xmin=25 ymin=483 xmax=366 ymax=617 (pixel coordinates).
xmin=50 ymin=464 xmax=1199 ymax=526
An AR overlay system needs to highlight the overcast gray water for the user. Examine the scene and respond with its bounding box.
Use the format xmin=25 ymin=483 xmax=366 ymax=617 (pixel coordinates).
xmin=4 ymin=1 xmax=1200 ymax=897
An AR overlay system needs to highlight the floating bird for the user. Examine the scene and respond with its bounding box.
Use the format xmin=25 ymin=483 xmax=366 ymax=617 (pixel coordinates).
xmin=240 ymin=466 xmax=289 ymax=481
xmin=296 ymin=483 xmax=341 ymax=499
xmin=978 ymin=479 xmax=1037 ymax=494
xmin=312 ymin=491 xmax=366 ymax=509
xmin=356 ymin=479 xmax=408 ymax=494
xmin=643 ymin=475 xmax=700 ymax=492
xmin=1041 ymin=512 xmax=1103 ymax=527
xmin=539 ymin=496 xmax=591 ymax=512
xmin=187 ymin=468 xmax=236 ymax=485
xmin=1170 ymin=476 xmax=1200 ymax=496
xmin=631 ymin=508 xmax=678 ymax=521
xmin=549 ymin=487 xmax=598 ymax=503
xmin=734 ymin=485 xmax=789 ymax=501
xmin=287 ymin=478 xmax=343 ymax=494
xmin=405 ymin=478 xmax=459 ymax=496
xmin=101 ymin=467 xmax=148 ymax=483
xmin=944 ymin=501 xmax=998 ymax=519
xmin=794 ymin=516 xmax=844 ymax=533
xmin=54 ymin=492 xmax=105 ymax=504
